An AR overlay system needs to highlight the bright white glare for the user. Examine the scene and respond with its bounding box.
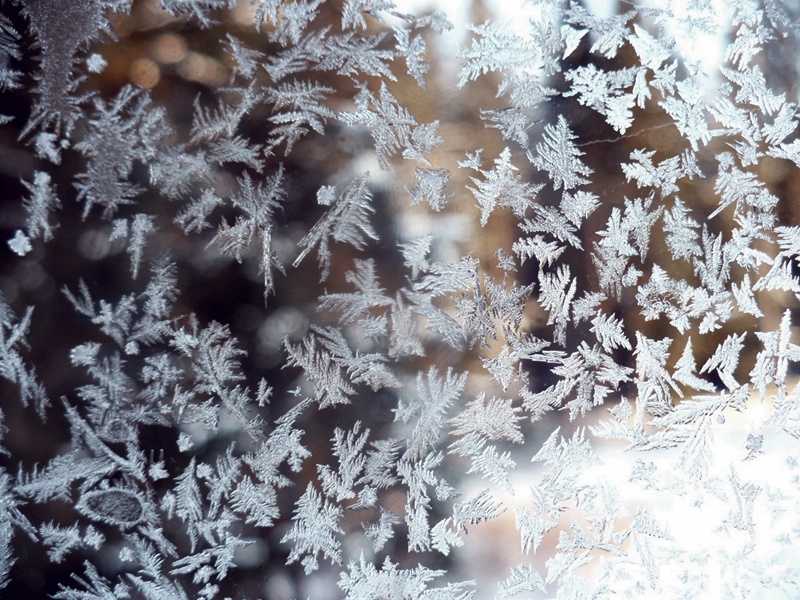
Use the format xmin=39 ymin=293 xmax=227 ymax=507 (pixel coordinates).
xmin=644 ymin=0 xmax=731 ymax=81
xmin=394 ymin=0 xmax=731 ymax=84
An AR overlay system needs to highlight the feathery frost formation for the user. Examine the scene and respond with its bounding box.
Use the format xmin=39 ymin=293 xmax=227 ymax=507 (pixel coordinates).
xmin=2 ymin=0 xmax=800 ymax=597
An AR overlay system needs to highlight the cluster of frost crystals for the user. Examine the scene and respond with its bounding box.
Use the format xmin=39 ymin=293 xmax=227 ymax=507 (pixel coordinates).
xmin=1 ymin=0 xmax=800 ymax=598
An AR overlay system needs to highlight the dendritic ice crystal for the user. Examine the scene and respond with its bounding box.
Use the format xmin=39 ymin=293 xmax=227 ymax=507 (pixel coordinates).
xmin=2 ymin=0 xmax=800 ymax=598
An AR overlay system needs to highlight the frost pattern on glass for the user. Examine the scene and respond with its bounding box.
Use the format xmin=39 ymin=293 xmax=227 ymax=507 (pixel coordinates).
xmin=1 ymin=0 xmax=800 ymax=598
